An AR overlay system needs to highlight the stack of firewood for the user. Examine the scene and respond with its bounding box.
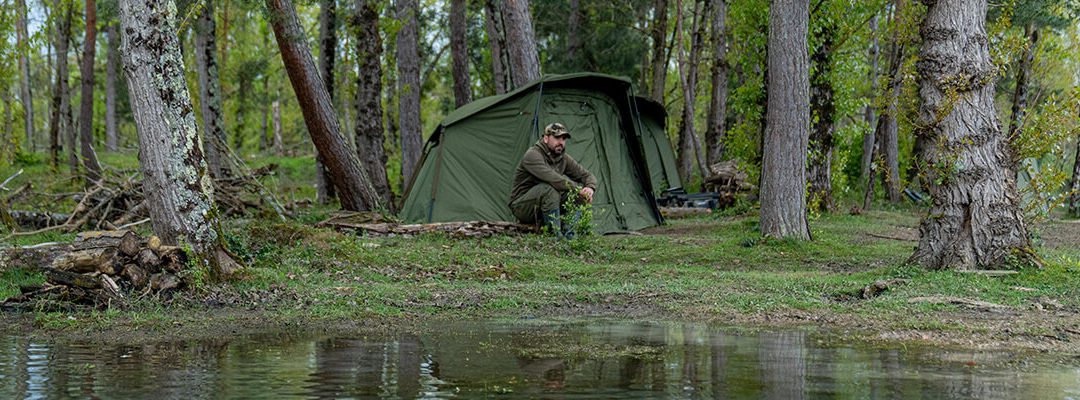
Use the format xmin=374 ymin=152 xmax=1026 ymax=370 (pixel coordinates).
xmin=1 ymin=230 xmax=189 ymax=310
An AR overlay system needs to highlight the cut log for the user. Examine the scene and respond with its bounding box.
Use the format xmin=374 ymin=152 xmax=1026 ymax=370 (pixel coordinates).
xmin=44 ymin=268 xmax=101 ymax=289
xmin=137 ymin=248 xmax=160 ymax=269
xmin=150 ymin=273 xmax=181 ymax=292
xmin=2 ymin=243 xmax=73 ymax=270
xmin=118 ymin=231 xmax=140 ymax=256
xmin=123 ymin=263 xmax=149 ymax=289
xmin=50 ymin=248 xmax=116 ymax=273
xmin=147 ymin=235 xmax=161 ymax=252
xmin=158 ymin=246 xmax=187 ymax=273
xmin=99 ymin=274 xmax=123 ymax=299
xmin=74 ymin=230 xmax=137 ymax=250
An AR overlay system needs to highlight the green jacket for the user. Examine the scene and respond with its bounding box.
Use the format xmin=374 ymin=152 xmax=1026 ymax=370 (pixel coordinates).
xmin=510 ymin=140 xmax=598 ymax=204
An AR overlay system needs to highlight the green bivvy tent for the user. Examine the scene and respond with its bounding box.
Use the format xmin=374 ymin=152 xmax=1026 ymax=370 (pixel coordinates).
xmin=633 ymin=96 xmax=683 ymax=195
xmin=400 ymin=73 xmax=674 ymax=234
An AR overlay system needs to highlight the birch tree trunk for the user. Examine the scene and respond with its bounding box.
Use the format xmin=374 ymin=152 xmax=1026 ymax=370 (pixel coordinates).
xmin=450 ymin=0 xmax=472 ymax=108
xmin=355 ymin=0 xmax=393 ymax=208
xmin=49 ymin=0 xmax=72 ymax=168
xmin=649 ymin=0 xmax=670 ymax=102
xmin=16 ymin=0 xmax=34 ymax=151
xmin=484 ymin=0 xmax=508 ymax=95
xmin=316 ymin=0 xmax=338 ymax=203
xmin=105 ymin=23 xmax=119 ymax=152
xmin=266 ymin=0 xmax=382 ymax=211
xmin=502 ymin=0 xmax=541 ymax=89
xmin=909 ymin=0 xmax=1032 ymax=269
xmin=118 ymin=0 xmax=241 ymax=279
xmin=759 ymin=0 xmax=810 ymax=240
xmin=705 ymin=0 xmax=728 ymax=166
xmin=194 ymin=0 xmax=231 ymax=179
xmin=78 ymin=0 xmax=104 ymax=182
xmin=808 ymin=22 xmax=835 ymax=212
xmin=396 ymin=0 xmax=423 ymax=189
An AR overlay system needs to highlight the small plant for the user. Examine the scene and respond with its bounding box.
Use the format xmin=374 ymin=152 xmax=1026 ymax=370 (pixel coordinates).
xmin=561 ymin=191 xmax=595 ymax=239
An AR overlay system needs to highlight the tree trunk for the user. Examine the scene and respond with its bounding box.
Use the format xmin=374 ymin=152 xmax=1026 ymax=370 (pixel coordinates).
xmin=78 ymin=0 xmax=104 ymax=182
xmin=104 ymin=23 xmax=119 ymax=152
xmin=272 ymin=100 xmax=283 ymax=155
xmin=450 ymin=0 xmax=472 ymax=108
xmin=567 ymin=0 xmax=582 ymax=64
xmin=675 ymin=0 xmax=708 ymax=184
xmin=864 ymin=1 xmax=904 ymax=207
xmin=1070 ymin=133 xmax=1080 ymax=217
xmin=759 ymin=0 xmax=810 ymax=240
xmin=194 ymin=0 xmax=231 ymax=179
xmin=909 ymin=0 xmax=1031 ymax=269
xmin=396 ymin=0 xmax=423 ymax=190
xmin=266 ymin=0 xmax=382 ymax=211
xmin=118 ymin=0 xmax=240 ymax=279
xmin=502 ymin=0 xmax=541 ymax=89
xmin=316 ymin=0 xmax=338 ymax=203
xmin=49 ymin=0 xmax=73 ymax=168
xmin=807 ymin=22 xmax=835 ymax=212
xmin=1008 ymin=24 xmax=1038 ymax=140
xmin=860 ymin=14 xmax=879 ymax=185
xmin=649 ymin=0 xmax=669 ymax=102
xmin=16 ymin=0 xmax=35 ymax=152
xmin=355 ymin=0 xmax=393 ymax=208
xmin=483 ymin=0 xmax=508 ymax=95
xmin=705 ymin=0 xmax=728 ymax=166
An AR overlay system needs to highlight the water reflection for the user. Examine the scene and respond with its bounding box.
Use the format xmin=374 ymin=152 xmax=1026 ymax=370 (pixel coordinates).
xmin=0 ymin=319 xmax=1077 ymax=399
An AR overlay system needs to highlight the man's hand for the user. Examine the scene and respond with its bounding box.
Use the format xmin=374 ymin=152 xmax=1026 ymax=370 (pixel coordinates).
xmin=579 ymin=187 xmax=594 ymax=203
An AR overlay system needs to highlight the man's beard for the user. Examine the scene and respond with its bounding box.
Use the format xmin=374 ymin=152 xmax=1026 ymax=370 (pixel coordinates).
xmin=551 ymin=145 xmax=564 ymax=155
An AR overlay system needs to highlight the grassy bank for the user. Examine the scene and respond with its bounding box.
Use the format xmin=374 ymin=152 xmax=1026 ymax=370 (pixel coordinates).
xmin=3 ymin=153 xmax=1080 ymax=352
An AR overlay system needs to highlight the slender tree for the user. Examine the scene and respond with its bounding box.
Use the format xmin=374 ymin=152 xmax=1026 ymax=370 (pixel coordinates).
xmin=450 ymin=0 xmax=472 ymax=107
xmin=649 ymin=0 xmax=670 ymax=102
xmin=1008 ymin=24 xmax=1038 ymax=140
xmin=78 ymin=0 xmax=104 ymax=181
xmin=194 ymin=0 xmax=231 ymax=179
xmin=316 ymin=0 xmax=338 ymax=203
xmin=502 ymin=0 xmax=540 ymax=89
xmin=807 ymin=21 xmax=836 ymax=212
xmin=105 ymin=23 xmax=119 ymax=152
xmin=16 ymin=0 xmax=34 ymax=151
xmin=1071 ymin=133 xmax=1080 ymax=217
xmin=864 ymin=0 xmax=904 ymax=208
xmin=266 ymin=0 xmax=382 ymax=211
xmin=909 ymin=0 xmax=1031 ymax=269
xmin=860 ymin=14 xmax=879 ymax=185
xmin=705 ymin=0 xmax=728 ymax=166
xmin=759 ymin=0 xmax=811 ymax=240
xmin=674 ymin=0 xmax=708 ymax=182
xmin=484 ymin=0 xmax=509 ymax=94
xmin=396 ymin=0 xmax=423 ymax=188
xmin=49 ymin=0 xmax=73 ymax=168
xmin=118 ymin=0 xmax=241 ymax=279
xmin=355 ymin=0 xmax=393 ymax=207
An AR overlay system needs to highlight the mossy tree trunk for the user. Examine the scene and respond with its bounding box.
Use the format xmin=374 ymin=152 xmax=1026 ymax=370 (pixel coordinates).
xmin=355 ymin=0 xmax=393 ymax=208
xmin=909 ymin=0 xmax=1031 ymax=269
xmin=759 ymin=0 xmax=811 ymax=240
xmin=118 ymin=0 xmax=241 ymax=279
xmin=266 ymin=0 xmax=382 ymax=211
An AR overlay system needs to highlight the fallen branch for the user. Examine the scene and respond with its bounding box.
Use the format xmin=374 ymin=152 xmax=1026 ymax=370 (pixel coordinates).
xmin=908 ymin=296 xmax=1011 ymax=311
xmin=0 ymin=168 xmax=23 ymax=190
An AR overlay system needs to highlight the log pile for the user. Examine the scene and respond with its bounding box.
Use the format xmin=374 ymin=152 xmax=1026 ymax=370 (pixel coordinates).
xmin=695 ymin=161 xmax=755 ymax=209
xmin=1 ymin=230 xmax=190 ymax=310
xmin=317 ymin=212 xmax=538 ymax=238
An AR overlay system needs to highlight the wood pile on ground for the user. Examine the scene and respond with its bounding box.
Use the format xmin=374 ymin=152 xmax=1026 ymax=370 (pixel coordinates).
xmin=1 ymin=230 xmax=190 ymax=310
xmin=317 ymin=211 xmax=538 ymax=237
xmin=703 ymin=160 xmax=756 ymax=208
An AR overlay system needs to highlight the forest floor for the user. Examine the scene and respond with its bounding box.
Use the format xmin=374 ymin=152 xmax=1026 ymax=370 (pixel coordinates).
xmin=3 ymin=153 xmax=1080 ymax=355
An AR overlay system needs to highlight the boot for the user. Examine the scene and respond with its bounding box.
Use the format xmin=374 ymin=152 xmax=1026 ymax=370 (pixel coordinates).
xmin=562 ymin=209 xmax=582 ymax=240
xmin=542 ymin=209 xmax=563 ymax=239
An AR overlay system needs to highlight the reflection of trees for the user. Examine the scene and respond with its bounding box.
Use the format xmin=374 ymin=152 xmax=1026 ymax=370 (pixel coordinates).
xmin=396 ymin=334 xmax=422 ymax=398
xmin=759 ymin=331 xmax=806 ymax=400
xmin=709 ymin=331 xmax=728 ymax=399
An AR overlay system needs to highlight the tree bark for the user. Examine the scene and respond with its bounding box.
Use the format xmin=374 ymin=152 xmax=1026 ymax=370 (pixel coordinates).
xmin=808 ymin=21 xmax=835 ymax=212
xmin=194 ymin=0 xmax=231 ymax=179
xmin=78 ymin=0 xmax=104 ymax=182
xmin=502 ymin=0 xmax=541 ymax=89
xmin=909 ymin=0 xmax=1031 ymax=269
xmin=105 ymin=23 xmax=119 ymax=152
xmin=272 ymin=100 xmax=283 ymax=155
xmin=1008 ymin=24 xmax=1038 ymax=140
xmin=16 ymin=0 xmax=35 ymax=152
xmin=396 ymin=0 xmax=423 ymax=189
xmin=649 ymin=0 xmax=670 ymax=102
xmin=316 ymin=0 xmax=338 ymax=203
xmin=705 ymin=0 xmax=728 ymax=166
xmin=675 ymin=0 xmax=708 ymax=183
xmin=118 ymin=0 xmax=240 ymax=279
xmin=483 ymin=0 xmax=508 ymax=95
xmin=49 ymin=0 xmax=73 ymax=168
xmin=355 ymin=0 xmax=393 ymax=208
xmin=450 ymin=0 xmax=472 ymax=108
xmin=266 ymin=0 xmax=382 ymax=211
xmin=759 ymin=0 xmax=810 ymax=240
xmin=567 ymin=0 xmax=582 ymax=64
xmin=864 ymin=0 xmax=904 ymax=207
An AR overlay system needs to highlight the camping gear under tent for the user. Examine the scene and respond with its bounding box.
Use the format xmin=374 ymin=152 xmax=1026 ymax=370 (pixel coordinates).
xmin=399 ymin=73 xmax=667 ymax=234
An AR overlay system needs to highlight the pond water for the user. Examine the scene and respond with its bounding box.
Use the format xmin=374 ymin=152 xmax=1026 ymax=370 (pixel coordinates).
xmin=1 ymin=319 xmax=1078 ymax=399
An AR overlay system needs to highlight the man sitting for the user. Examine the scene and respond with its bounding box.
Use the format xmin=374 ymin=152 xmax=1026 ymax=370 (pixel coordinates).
xmin=509 ymin=123 xmax=597 ymax=238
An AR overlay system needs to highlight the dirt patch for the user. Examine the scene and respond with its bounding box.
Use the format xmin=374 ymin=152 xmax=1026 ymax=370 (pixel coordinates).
xmin=1038 ymin=220 xmax=1080 ymax=251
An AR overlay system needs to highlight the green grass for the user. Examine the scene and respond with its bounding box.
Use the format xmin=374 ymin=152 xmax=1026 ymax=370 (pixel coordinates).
xmin=4 ymin=151 xmax=1080 ymax=345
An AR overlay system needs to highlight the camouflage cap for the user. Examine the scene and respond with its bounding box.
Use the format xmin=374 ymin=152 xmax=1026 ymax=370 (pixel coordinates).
xmin=544 ymin=122 xmax=572 ymax=139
